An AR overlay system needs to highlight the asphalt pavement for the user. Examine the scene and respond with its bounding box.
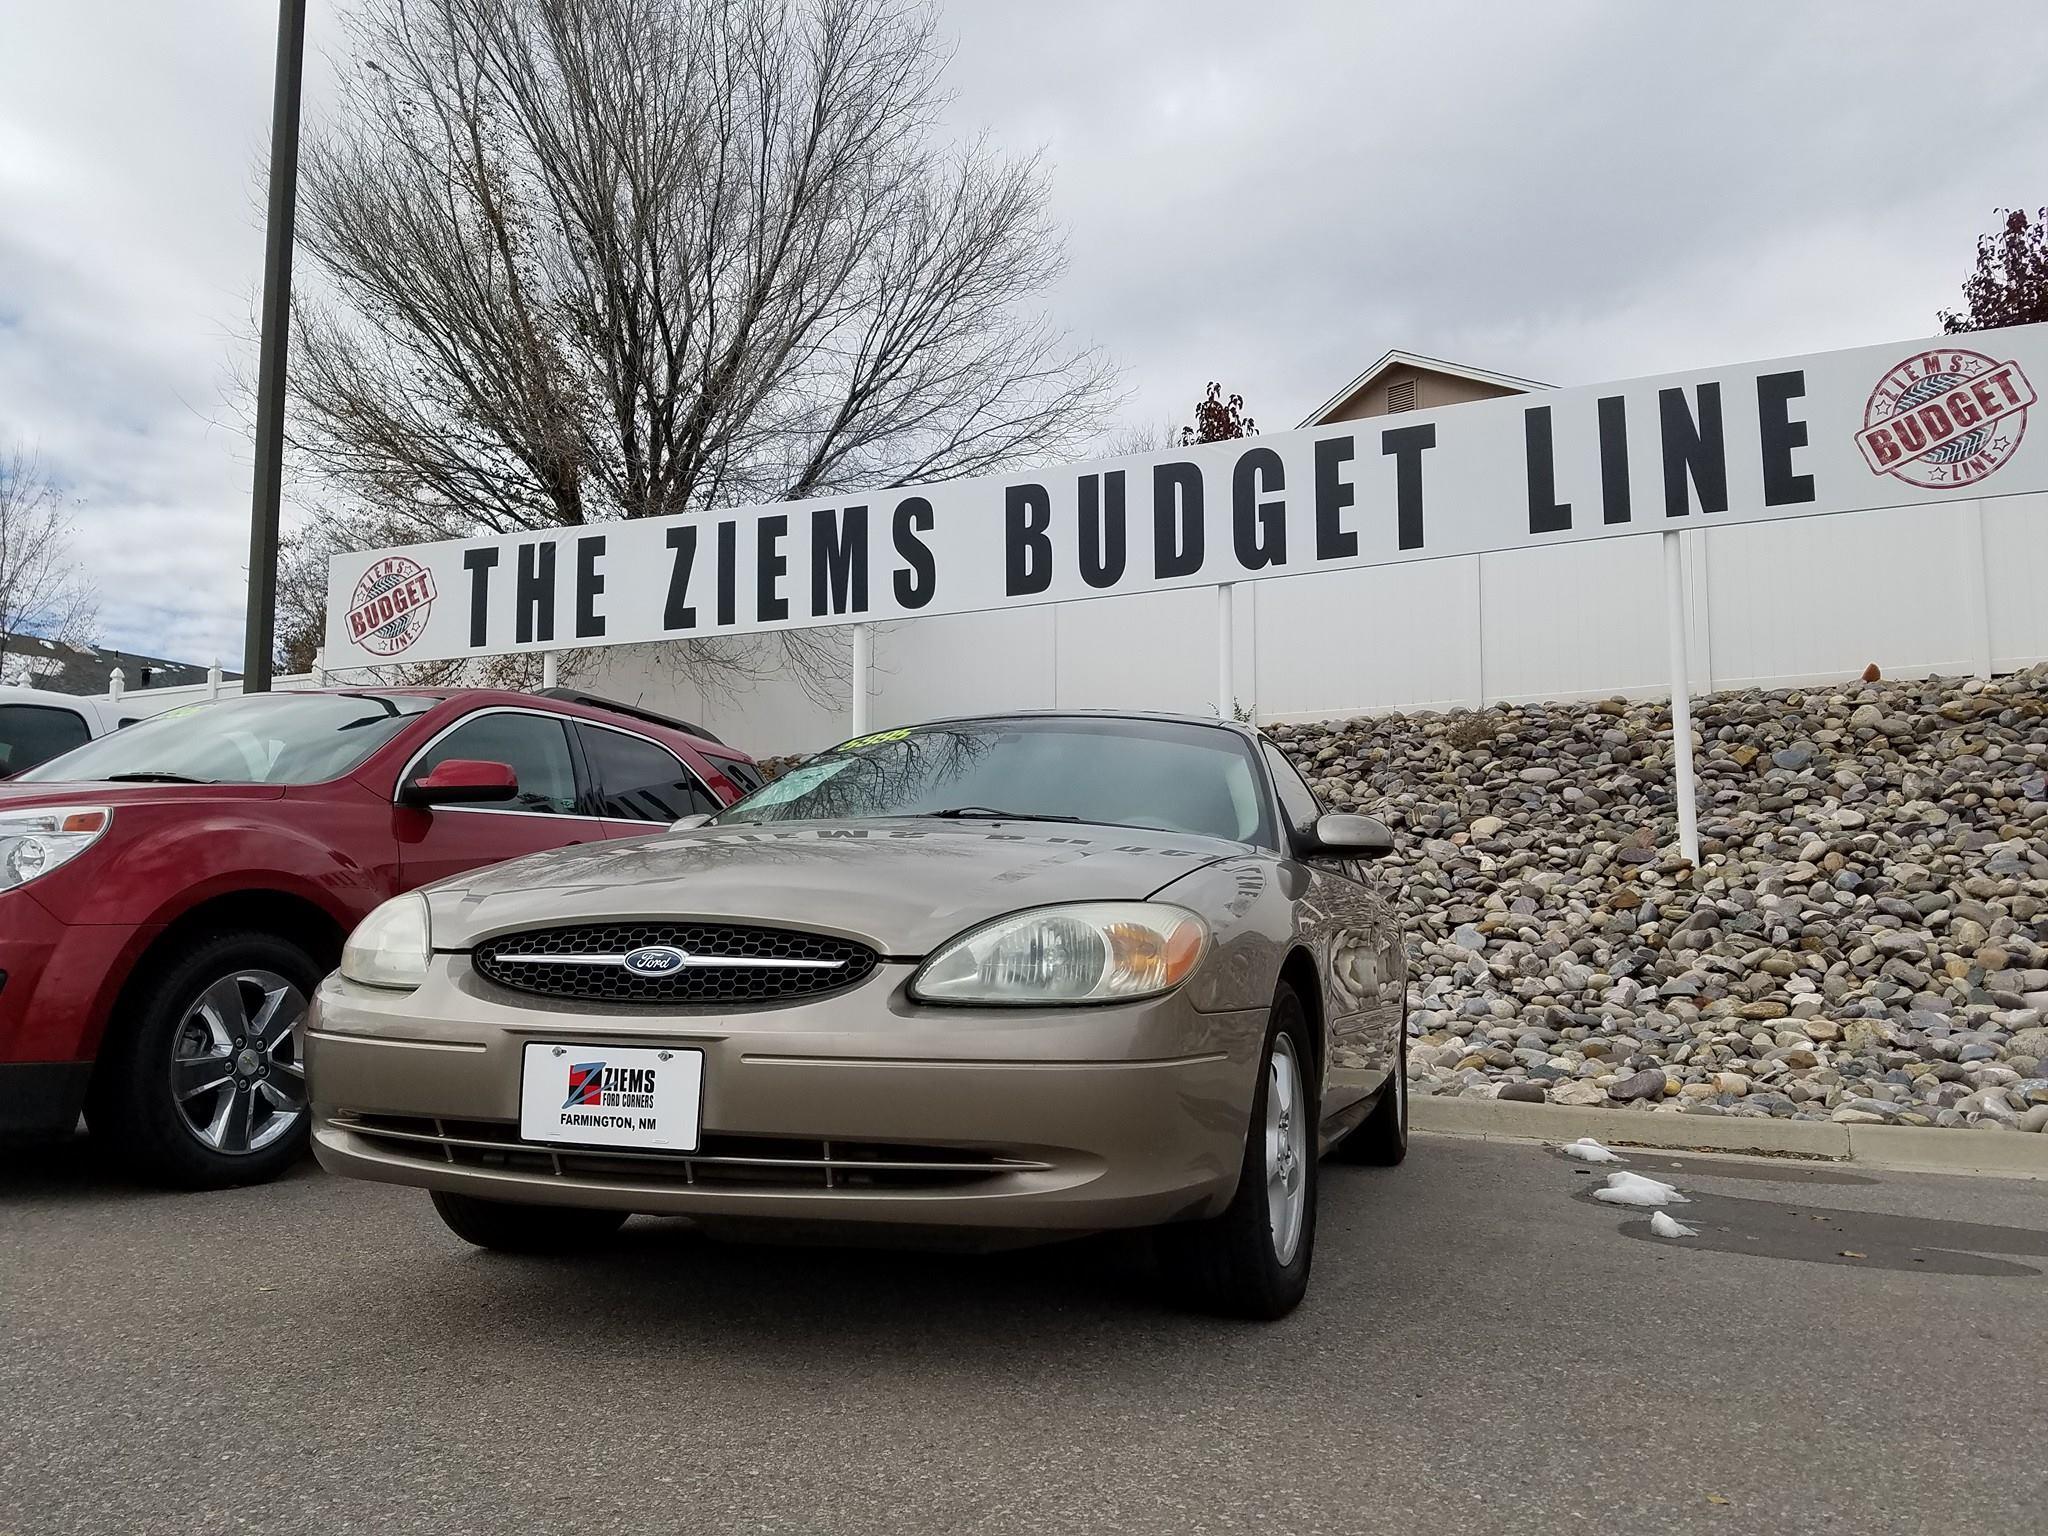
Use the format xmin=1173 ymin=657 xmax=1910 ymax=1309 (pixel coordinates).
xmin=2 ymin=1132 xmax=2042 ymax=1536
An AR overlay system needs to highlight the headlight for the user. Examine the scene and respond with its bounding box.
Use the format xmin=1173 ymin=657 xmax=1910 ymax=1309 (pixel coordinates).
xmin=341 ymin=893 xmax=431 ymax=990
xmin=0 ymin=806 xmax=110 ymax=892
xmin=910 ymin=902 xmax=1209 ymax=1006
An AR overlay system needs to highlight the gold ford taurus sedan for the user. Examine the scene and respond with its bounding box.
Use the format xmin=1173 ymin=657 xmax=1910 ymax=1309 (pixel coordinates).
xmin=308 ymin=711 xmax=1408 ymax=1317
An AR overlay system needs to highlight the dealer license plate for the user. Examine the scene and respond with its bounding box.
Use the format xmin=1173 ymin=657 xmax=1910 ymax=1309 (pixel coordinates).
xmin=518 ymin=1043 xmax=703 ymax=1152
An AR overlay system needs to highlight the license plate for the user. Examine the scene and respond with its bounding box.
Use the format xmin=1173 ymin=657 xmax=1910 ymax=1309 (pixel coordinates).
xmin=518 ymin=1043 xmax=703 ymax=1151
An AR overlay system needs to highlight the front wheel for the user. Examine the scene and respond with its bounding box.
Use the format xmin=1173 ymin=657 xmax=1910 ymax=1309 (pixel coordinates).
xmin=1154 ymin=983 xmax=1317 ymax=1320
xmin=431 ymin=1191 xmax=629 ymax=1253
xmin=90 ymin=931 xmax=318 ymax=1190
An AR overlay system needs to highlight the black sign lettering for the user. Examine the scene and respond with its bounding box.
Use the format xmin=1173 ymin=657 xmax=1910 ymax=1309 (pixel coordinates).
xmin=1524 ymin=406 xmax=1570 ymax=535
xmin=1757 ymin=370 xmax=1814 ymax=506
xmin=462 ymin=547 xmax=498 ymax=648
xmin=1152 ymin=462 xmax=1204 ymax=578
xmin=893 ymin=496 xmax=936 ymax=609
xmin=1006 ymin=483 xmax=1053 ymax=596
xmin=1232 ymin=446 xmax=1286 ymax=570
xmin=811 ymin=505 xmax=868 ymax=616
xmin=715 ymin=519 xmax=737 ymax=627
xmin=514 ymin=541 xmax=555 ymax=644
xmin=1598 ymin=396 xmax=1631 ymax=524
xmin=664 ymin=525 xmax=697 ymax=630
xmin=1660 ymin=382 xmax=1728 ymax=517
xmin=1380 ymin=423 xmax=1433 ymax=551
xmin=1078 ymin=471 xmax=1126 ymax=589
xmin=574 ymin=535 xmax=606 ymax=640
xmin=1314 ymin=436 xmax=1356 ymax=561
xmin=757 ymin=515 xmax=790 ymax=622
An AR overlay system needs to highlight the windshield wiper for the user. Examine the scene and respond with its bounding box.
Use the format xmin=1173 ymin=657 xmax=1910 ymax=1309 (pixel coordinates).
xmin=908 ymin=806 xmax=1084 ymax=823
xmin=103 ymin=771 xmax=212 ymax=784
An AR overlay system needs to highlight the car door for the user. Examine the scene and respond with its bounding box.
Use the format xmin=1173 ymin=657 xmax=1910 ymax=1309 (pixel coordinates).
xmin=1260 ymin=740 xmax=1400 ymax=1119
xmin=573 ymin=721 xmax=724 ymax=837
xmin=394 ymin=707 xmax=602 ymax=887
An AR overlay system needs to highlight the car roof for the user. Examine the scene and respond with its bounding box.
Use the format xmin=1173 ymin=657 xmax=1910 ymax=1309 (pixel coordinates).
xmin=240 ymin=687 xmax=744 ymax=761
xmin=906 ymin=708 xmax=1263 ymax=742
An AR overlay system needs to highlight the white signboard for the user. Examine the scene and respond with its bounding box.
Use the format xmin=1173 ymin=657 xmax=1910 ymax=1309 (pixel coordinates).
xmin=326 ymin=325 xmax=2048 ymax=668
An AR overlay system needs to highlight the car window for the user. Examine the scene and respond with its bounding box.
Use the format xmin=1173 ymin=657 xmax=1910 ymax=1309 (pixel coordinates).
xmin=577 ymin=724 xmax=721 ymax=821
xmin=1261 ymin=740 xmax=1323 ymax=837
xmin=0 ymin=704 xmax=93 ymax=775
xmin=412 ymin=712 xmax=580 ymax=815
xmin=711 ymin=756 xmax=764 ymax=796
xmin=21 ymin=693 xmax=437 ymax=785
xmin=718 ymin=716 xmax=1273 ymax=846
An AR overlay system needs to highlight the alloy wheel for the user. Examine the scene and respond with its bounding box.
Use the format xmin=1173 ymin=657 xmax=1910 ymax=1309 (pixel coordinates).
xmin=168 ymin=969 xmax=308 ymax=1156
xmin=1265 ymin=1032 xmax=1309 ymax=1264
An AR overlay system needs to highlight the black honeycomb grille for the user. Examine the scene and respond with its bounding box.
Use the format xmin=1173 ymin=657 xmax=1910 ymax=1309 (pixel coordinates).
xmin=472 ymin=921 xmax=877 ymax=1005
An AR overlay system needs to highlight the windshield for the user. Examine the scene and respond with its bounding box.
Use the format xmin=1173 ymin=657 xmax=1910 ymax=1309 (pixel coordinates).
xmin=20 ymin=692 xmax=437 ymax=786
xmin=717 ymin=717 xmax=1273 ymax=845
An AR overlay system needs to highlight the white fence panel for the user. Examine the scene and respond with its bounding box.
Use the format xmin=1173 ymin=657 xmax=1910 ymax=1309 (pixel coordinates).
xmin=1252 ymin=558 xmax=1479 ymax=719
xmin=1984 ymin=490 xmax=2048 ymax=670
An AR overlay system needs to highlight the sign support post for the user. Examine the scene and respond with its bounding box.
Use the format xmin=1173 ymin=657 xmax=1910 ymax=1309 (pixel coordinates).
xmin=850 ymin=622 xmax=872 ymax=736
xmin=1215 ymin=583 xmax=1234 ymax=719
xmin=1662 ymin=530 xmax=1700 ymax=867
xmin=541 ymin=651 xmax=559 ymax=690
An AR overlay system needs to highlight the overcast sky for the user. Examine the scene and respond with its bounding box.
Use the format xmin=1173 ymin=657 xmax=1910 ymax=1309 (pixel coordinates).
xmin=1 ymin=0 xmax=2043 ymax=666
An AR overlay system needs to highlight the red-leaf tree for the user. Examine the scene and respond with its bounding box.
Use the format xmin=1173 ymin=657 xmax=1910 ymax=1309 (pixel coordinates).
xmin=1940 ymin=207 xmax=2048 ymax=333
xmin=1178 ymin=382 xmax=1256 ymax=445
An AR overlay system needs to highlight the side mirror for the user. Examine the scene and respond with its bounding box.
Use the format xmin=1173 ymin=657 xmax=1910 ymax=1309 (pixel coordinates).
xmin=400 ymin=758 xmax=519 ymax=807
xmin=1305 ymin=813 xmax=1395 ymax=861
xmin=670 ymin=812 xmax=714 ymax=832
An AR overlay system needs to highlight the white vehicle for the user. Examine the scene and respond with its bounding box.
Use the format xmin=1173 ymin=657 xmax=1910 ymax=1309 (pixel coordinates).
xmin=0 ymin=686 xmax=130 ymax=777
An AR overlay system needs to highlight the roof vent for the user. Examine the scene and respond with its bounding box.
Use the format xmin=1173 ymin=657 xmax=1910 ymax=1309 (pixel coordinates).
xmin=1386 ymin=378 xmax=1418 ymax=414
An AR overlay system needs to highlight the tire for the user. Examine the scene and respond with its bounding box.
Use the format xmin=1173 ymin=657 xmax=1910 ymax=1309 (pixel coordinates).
xmin=1330 ymin=1017 xmax=1408 ymax=1166
xmin=88 ymin=930 xmax=320 ymax=1190
xmin=1154 ymin=982 xmax=1318 ymax=1320
xmin=431 ymin=1190 xmax=629 ymax=1253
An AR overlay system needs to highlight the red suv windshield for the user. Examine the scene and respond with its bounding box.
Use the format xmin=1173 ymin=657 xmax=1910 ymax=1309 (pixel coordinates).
xmin=22 ymin=693 xmax=436 ymax=786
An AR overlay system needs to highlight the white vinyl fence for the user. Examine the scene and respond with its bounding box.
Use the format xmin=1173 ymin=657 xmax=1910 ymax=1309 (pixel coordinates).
xmin=577 ymin=489 xmax=2048 ymax=757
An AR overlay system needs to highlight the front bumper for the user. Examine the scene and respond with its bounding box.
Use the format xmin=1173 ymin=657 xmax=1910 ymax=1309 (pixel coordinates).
xmin=0 ymin=890 xmax=148 ymax=1136
xmin=307 ymin=958 xmax=1266 ymax=1235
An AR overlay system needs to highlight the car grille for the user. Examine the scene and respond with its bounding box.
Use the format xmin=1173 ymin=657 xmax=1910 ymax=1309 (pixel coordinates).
xmin=333 ymin=1114 xmax=1043 ymax=1192
xmin=471 ymin=921 xmax=878 ymax=1005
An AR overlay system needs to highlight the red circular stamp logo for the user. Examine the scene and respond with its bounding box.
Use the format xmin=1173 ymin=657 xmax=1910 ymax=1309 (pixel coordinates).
xmin=1855 ymin=347 xmax=2035 ymax=490
xmin=345 ymin=555 xmax=439 ymax=657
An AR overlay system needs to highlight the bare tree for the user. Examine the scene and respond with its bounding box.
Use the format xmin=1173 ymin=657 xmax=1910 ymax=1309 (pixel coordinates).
xmin=0 ymin=448 xmax=97 ymax=682
xmin=281 ymin=0 xmax=1118 ymax=690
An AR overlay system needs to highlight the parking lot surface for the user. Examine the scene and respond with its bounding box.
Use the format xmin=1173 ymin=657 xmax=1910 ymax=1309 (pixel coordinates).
xmin=3 ymin=1133 xmax=2042 ymax=1535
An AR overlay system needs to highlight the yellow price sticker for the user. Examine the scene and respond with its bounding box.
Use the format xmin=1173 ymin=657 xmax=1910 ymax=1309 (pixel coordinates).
xmin=832 ymin=727 xmax=913 ymax=753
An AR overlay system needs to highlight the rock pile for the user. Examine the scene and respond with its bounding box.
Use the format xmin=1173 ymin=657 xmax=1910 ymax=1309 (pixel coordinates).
xmin=1266 ymin=665 xmax=2048 ymax=1132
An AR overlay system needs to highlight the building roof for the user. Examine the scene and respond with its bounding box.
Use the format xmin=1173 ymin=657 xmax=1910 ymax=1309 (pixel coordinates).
xmin=0 ymin=633 xmax=238 ymax=697
xmin=1297 ymin=349 xmax=1552 ymax=429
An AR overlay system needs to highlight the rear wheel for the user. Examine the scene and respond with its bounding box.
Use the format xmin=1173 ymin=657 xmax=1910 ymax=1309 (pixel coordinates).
xmin=431 ymin=1190 xmax=630 ymax=1253
xmin=89 ymin=931 xmax=316 ymax=1190
xmin=1154 ymin=982 xmax=1317 ymax=1320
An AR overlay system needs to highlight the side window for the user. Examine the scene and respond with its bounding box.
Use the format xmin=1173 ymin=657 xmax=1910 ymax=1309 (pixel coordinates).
xmin=1260 ymin=740 xmax=1323 ymax=838
xmin=578 ymin=725 xmax=721 ymax=821
xmin=710 ymin=756 xmax=763 ymax=797
xmin=412 ymin=713 xmax=579 ymax=815
xmin=0 ymin=704 xmax=94 ymax=775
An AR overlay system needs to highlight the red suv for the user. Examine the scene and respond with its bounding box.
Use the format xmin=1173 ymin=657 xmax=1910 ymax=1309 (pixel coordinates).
xmin=0 ymin=687 xmax=758 ymax=1187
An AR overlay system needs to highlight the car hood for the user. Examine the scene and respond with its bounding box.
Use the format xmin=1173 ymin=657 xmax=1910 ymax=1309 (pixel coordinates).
xmin=425 ymin=818 xmax=1243 ymax=955
xmin=0 ymin=781 xmax=287 ymax=811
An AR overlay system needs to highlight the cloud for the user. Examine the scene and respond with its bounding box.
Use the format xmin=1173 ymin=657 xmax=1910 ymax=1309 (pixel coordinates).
xmin=2 ymin=0 xmax=2043 ymax=666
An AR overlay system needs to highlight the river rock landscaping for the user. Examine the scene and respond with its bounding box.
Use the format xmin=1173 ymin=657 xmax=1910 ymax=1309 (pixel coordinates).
xmin=1265 ymin=664 xmax=2048 ymax=1132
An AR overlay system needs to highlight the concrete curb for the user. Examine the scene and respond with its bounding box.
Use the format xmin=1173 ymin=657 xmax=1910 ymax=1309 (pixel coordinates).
xmin=1411 ymin=1096 xmax=2048 ymax=1180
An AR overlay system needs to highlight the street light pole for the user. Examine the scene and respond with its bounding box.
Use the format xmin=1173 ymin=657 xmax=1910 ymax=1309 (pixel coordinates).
xmin=242 ymin=0 xmax=308 ymax=692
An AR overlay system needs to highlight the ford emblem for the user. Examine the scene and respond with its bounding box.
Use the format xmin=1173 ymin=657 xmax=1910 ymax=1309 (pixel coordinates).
xmin=622 ymin=944 xmax=690 ymax=976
